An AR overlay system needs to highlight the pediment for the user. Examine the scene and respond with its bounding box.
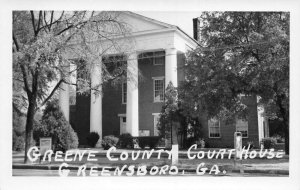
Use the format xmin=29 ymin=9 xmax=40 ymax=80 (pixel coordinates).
xmin=116 ymin=11 xmax=175 ymax=33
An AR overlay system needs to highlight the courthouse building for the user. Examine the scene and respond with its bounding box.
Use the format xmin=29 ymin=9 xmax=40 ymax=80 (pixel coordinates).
xmin=58 ymin=12 xmax=269 ymax=148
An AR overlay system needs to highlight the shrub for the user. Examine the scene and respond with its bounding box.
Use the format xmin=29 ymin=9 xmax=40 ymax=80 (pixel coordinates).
xmin=272 ymin=135 xmax=285 ymax=143
xmin=13 ymin=132 xmax=25 ymax=151
xmin=118 ymin=133 xmax=134 ymax=149
xmin=261 ymin=137 xmax=276 ymax=149
xmin=13 ymin=134 xmax=36 ymax=151
xmin=12 ymin=110 xmax=37 ymax=151
xmin=205 ymin=141 xmax=210 ymax=148
xmin=137 ymin=136 xmax=160 ymax=149
xmin=33 ymin=99 xmax=79 ymax=152
xmin=196 ymin=138 xmax=205 ymax=148
xmin=101 ymin=135 xmax=119 ymax=150
xmin=86 ymin=132 xmax=100 ymax=148
xmin=185 ymin=137 xmax=197 ymax=148
xmin=246 ymin=141 xmax=254 ymax=149
xmin=12 ymin=110 xmax=26 ymax=151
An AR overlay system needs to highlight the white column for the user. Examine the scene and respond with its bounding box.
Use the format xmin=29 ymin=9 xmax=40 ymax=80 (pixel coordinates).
xmin=165 ymin=48 xmax=178 ymax=148
xmin=126 ymin=52 xmax=139 ymax=136
xmin=90 ymin=60 xmax=102 ymax=142
xmin=265 ymin=117 xmax=270 ymax=137
xmin=165 ymin=48 xmax=178 ymax=88
xmin=59 ymin=63 xmax=70 ymax=122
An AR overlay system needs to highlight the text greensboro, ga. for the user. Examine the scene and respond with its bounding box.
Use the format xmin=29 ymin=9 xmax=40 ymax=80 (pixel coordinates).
xmin=27 ymin=144 xmax=284 ymax=176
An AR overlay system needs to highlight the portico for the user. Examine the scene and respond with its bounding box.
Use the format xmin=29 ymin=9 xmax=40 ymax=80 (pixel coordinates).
xmin=58 ymin=11 xmax=198 ymax=145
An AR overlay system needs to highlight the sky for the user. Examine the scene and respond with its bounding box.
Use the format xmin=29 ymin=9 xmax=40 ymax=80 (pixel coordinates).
xmin=136 ymin=11 xmax=202 ymax=37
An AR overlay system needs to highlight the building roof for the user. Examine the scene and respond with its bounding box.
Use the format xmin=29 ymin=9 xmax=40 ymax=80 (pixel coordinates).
xmin=123 ymin=11 xmax=199 ymax=45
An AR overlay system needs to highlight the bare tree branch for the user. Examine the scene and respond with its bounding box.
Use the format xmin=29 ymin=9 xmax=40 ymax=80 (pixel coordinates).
xmin=43 ymin=11 xmax=49 ymax=32
xmin=30 ymin=11 xmax=37 ymax=36
xmin=13 ymin=34 xmax=19 ymax=51
xmin=49 ymin=11 xmax=54 ymax=29
xmin=36 ymin=11 xmax=42 ymax=34
xmin=40 ymin=79 xmax=64 ymax=108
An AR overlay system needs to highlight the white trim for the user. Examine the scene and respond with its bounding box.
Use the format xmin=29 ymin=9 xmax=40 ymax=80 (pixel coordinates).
xmin=117 ymin=113 xmax=126 ymax=117
xmin=123 ymin=11 xmax=199 ymax=47
xmin=152 ymin=76 xmax=165 ymax=80
xmin=152 ymin=113 xmax=161 ymax=116
xmin=121 ymin=82 xmax=127 ymax=104
xmin=174 ymin=30 xmax=199 ymax=49
xmin=137 ymin=49 xmax=165 ymax=54
xmin=123 ymin=11 xmax=176 ymax=29
xmin=67 ymin=28 xmax=176 ymax=47
xmin=67 ymin=28 xmax=198 ymax=50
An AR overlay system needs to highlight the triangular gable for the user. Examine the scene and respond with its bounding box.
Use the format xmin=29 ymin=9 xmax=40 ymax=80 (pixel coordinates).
xmin=117 ymin=11 xmax=176 ymax=33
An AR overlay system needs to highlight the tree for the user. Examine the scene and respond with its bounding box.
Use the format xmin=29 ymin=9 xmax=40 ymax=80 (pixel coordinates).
xmin=158 ymin=82 xmax=179 ymax=145
xmin=159 ymin=82 xmax=202 ymax=148
xmin=33 ymin=99 xmax=79 ymax=152
xmin=180 ymin=12 xmax=289 ymax=153
xmin=13 ymin=11 xmax=133 ymax=163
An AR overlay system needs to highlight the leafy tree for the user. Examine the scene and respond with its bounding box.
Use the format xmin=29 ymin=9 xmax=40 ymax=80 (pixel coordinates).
xmin=33 ymin=99 xmax=79 ymax=152
xmin=159 ymin=82 xmax=202 ymax=148
xmin=13 ymin=11 xmax=133 ymax=162
xmin=158 ymin=82 xmax=185 ymax=145
xmin=180 ymin=12 xmax=289 ymax=153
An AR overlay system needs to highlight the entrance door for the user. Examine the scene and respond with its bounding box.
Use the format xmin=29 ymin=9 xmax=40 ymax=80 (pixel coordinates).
xmin=120 ymin=117 xmax=126 ymax=135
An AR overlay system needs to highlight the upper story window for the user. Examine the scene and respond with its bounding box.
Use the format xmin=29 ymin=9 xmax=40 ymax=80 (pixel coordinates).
xmin=236 ymin=119 xmax=248 ymax=138
xmin=208 ymin=118 xmax=221 ymax=138
xmin=153 ymin=77 xmax=164 ymax=102
xmin=122 ymin=82 xmax=127 ymax=104
xmin=139 ymin=51 xmax=165 ymax=66
xmin=153 ymin=51 xmax=165 ymax=65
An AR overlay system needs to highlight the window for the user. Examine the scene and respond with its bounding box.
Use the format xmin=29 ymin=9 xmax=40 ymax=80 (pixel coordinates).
xmin=236 ymin=119 xmax=248 ymax=138
xmin=122 ymin=82 xmax=127 ymax=104
xmin=153 ymin=78 xmax=164 ymax=102
xmin=153 ymin=114 xmax=160 ymax=136
xmin=208 ymin=118 xmax=221 ymax=138
xmin=139 ymin=51 xmax=165 ymax=66
xmin=153 ymin=51 xmax=165 ymax=65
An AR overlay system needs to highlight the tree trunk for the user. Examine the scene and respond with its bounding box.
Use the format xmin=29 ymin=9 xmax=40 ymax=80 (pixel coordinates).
xmin=275 ymin=94 xmax=289 ymax=155
xmin=24 ymin=99 xmax=36 ymax=163
xmin=170 ymin=122 xmax=173 ymax=145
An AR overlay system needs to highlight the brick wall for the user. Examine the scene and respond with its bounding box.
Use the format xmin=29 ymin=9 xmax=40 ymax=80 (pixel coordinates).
xmin=71 ymin=51 xmax=260 ymax=148
xmin=102 ymin=82 xmax=126 ymax=137
xmin=200 ymin=95 xmax=260 ymax=148
xmin=138 ymin=56 xmax=165 ymax=136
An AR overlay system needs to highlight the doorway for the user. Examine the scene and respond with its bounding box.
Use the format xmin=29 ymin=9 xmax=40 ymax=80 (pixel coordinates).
xmin=120 ymin=116 xmax=126 ymax=135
